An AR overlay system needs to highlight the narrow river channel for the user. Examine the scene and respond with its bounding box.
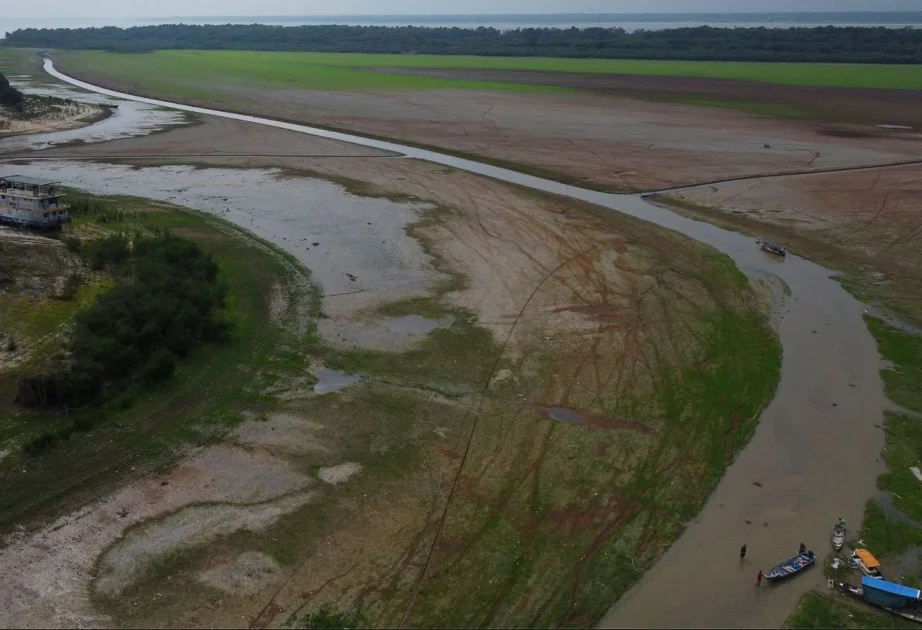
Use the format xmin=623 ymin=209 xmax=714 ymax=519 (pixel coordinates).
xmin=33 ymin=59 xmax=889 ymax=628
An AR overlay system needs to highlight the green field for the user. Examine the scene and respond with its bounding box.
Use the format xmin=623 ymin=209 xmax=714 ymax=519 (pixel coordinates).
xmin=55 ymin=49 xmax=922 ymax=91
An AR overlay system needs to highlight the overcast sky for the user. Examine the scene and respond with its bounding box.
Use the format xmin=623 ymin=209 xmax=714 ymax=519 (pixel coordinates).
xmin=1 ymin=0 xmax=917 ymax=19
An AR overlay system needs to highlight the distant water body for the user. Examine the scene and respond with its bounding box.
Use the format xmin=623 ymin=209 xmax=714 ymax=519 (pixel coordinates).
xmin=3 ymin=16 xmax=921 ymax=33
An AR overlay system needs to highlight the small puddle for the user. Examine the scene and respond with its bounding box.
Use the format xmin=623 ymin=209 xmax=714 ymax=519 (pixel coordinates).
xmin=387 ymin=314 xmax=442 ymax=335
xmin=312 ymin=368 xmax=362 ymax=395
xmin=536 ymin=405 xmax=658 ymax=433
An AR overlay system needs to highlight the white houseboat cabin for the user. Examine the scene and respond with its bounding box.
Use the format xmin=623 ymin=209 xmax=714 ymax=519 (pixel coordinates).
xmin=0 ymin=175 xmax=71 ymax=229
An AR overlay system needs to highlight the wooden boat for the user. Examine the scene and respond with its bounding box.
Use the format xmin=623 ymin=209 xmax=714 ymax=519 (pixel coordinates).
xmin=765 ymin=550 xmax=816 ymax=581
xmin=853 ymin=549 xmax=885 ymax=579
xmin=832 ymin=523 xmax=846 ymax=551
xmin=834 ymin=580 xmax=922 ymax=624
xmin=757 ymin=239 xmax=786 ymax=257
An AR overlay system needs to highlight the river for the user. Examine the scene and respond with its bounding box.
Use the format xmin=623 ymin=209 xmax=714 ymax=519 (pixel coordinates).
xmin=27 ymin=59 xmax=892 ymax=628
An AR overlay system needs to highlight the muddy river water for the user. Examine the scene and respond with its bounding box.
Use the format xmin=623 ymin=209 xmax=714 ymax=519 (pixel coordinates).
xmin=8 ymin=59 xmax=893 ymax=628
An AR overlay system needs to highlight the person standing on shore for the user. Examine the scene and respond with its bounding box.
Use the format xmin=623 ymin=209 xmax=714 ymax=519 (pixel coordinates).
xmin=756 ymin=569 xmax=764 ymax=586
xmin=740 ymin=544 xmax=747 ymax=562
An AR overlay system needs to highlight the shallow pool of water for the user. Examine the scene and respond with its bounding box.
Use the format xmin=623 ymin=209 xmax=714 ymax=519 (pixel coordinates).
xmin=312 ymin=368 xmax=362 ymax=395
xmin=2 ymin=161 xmax=440 ymax=301
xmin=0 ymin=77 xmax=189 ymax=153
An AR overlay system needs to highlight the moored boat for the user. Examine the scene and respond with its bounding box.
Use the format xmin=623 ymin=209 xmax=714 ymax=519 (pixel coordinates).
xmin=756 ymin=239 xmax=786 ymax=257
xmin=834 ymin=579 xmax=922 ymax=624
xmin=765 ymin=549 xmax=816 ymax=581
xmin=832 ymin=523 xmax=846 ymax=551
xmin=852 ymin=549 xmax=885 ymax=579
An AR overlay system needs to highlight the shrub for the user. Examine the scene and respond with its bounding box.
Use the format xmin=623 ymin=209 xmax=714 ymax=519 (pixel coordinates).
xmin=82 ymin=234 xmax=129 ymax=270
xmin=63 ymin=236 xmax=82 ymax=253
xmin=141 ymin=348 xmax=177 ymax=383
xmin=17 ymin=230 xmax=228 ymax=408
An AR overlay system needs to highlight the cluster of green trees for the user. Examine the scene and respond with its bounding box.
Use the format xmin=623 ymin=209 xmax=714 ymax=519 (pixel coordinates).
xmin=16 ymin=230 xmax=229 ymax=409
xmin=4 ymin=23 xmax=922 ymax=63
xmin=0 ymin=71 xmax=24 ymax=106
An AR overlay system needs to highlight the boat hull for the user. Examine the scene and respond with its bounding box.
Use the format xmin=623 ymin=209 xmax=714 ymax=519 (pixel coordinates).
xmin=765 ymin=551 xmax=816 ymax=581
xmin=832 ymin=525 xmax=846 ymax=551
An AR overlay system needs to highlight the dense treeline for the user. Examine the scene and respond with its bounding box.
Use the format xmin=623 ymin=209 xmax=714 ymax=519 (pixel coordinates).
xmin=3 ymin=23 xmax=922 ymax=63
xmin=16 ymin=230 xmax=229 ymax=409
xmin=0 ymin=71 xmax=24 ymax=106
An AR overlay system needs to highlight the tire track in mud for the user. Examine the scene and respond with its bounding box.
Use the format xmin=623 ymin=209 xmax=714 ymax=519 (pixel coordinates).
xmin=397 ymin=242 xmax=603 ymax=628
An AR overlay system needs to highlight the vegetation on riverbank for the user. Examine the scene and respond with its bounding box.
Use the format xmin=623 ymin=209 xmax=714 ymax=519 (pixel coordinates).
xmin=785 ymin=591 xmax=918 ymax=629
xmin=51 ymin=49 xmax=922 ymax=93
xmin=16 ymin=230 xmax=230 ymax=412
xmin=6 ymin=23 xmax=922 ymax=64
xmin=0 ymin=193 xmax=319 ymax=533
xmin=0 ymin=70 xmax=24 ymax=105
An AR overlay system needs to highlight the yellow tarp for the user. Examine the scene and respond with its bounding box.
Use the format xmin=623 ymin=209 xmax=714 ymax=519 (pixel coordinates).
xmin=855 ymin=549 xmax=881 ymax=569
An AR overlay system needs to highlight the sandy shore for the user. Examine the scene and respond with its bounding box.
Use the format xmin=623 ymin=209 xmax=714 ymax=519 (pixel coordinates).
xmin=0 ymin=97 xmax=109 ymax=136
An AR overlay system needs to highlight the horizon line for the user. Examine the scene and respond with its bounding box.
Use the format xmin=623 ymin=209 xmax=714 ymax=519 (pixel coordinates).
xmin=12 ymin=10 xmax=922 ymax=21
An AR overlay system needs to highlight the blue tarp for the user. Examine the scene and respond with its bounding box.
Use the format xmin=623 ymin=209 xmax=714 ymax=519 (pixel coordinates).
xmin=862 ymin=576 xmax=921 ymax=608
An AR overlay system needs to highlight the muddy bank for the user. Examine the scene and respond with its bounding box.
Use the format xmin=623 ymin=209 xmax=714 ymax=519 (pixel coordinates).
xmin=2 ymin=161 xmax=441 ymax=320
xmin=652 ymin=163 xmax=922 ymax=327
xmin=377 ymin=66 xmax=922 ymax=128
xmin=0 ymin=74 xmax=190 ymax=153
xmin=0 ymin=96 xmax=109 ymax=136
xmin=50 ymin=55 xmax=922 ymax=193
xmin=1 ymin=61 xmax=892 ymax=627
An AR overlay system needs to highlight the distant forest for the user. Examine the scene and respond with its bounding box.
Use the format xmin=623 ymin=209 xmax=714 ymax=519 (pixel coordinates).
xmin=3 ymin=24 xmax=922 ymax=63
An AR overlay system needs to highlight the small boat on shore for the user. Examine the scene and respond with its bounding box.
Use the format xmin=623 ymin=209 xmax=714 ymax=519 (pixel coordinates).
xmin=835 ymin=578 xmax=922 ymax=624
xmin=765 ymin=549 xmax=816 ymax=581
xmin=853 ymin=549 xmax=885 ymax=579
xmin=832 ymin=523 xmax=846 ymax=551
xmin=756 ymin=239 xmax=787 ymax=257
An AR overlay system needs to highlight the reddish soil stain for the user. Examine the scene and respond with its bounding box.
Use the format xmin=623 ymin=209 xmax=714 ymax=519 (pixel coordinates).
xmin=436 ymin=444 xmax=463 ymax=461
xmin=535 ymin=404 xmax=658 ymax=434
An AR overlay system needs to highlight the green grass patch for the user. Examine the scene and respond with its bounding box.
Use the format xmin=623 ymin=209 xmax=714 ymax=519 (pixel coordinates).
xmin=865 ymin=315 xmax=922 ymax=414
xmin=56 ymin=50 xmax=565 ymax=94
xmin=878 ymin=412 xmax=922 ymax=524
xmin=859 ymin=500 xmax=922 ymax=559
xmin=785 ymin=591 xmax=919 ymax=629
xmin=0 ymin=48 xmax=45 ymax=78
xmin=57 ymin=50 xmax=922 ymax=91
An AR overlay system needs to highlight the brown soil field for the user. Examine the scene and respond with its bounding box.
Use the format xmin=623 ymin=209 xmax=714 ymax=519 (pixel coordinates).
xmin=0 ymin=118 xmax=778 ymax=628
xmin=655 ymin=163 xmax=922 ymax=324
xmin=382 ymin=68 xmax=922 ymax=128
xmin=50 ymin=60 xmax=922 ymax=194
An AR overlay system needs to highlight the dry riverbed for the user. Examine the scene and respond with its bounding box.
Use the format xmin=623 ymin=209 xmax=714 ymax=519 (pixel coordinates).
xmin=0 ymin=117 xmax=779 ymax=628
xmin=51 ymin=53 xmax=922 ymax=193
